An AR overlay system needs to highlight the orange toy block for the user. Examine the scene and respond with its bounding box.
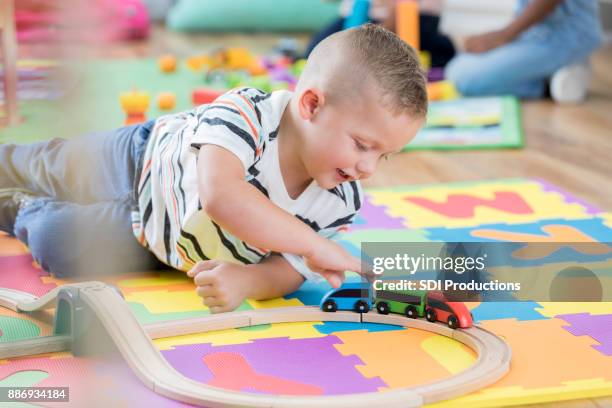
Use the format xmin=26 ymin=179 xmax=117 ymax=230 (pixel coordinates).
xmin=396 ymin=0 xmax=420 ymax=50
xmin=427 ymin=80 xmax=459 ymax=101
xmin=156 ymin=92 xmax=176 ymax=110
xmin=158 ymin=54 xmax=177 ymax=73
xmin=186 ymin=55 xmax=211 ymax=72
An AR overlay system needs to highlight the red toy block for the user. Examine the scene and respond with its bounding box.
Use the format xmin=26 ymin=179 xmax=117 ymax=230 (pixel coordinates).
xmin=192 ymin=88 xmax=223 ymax=106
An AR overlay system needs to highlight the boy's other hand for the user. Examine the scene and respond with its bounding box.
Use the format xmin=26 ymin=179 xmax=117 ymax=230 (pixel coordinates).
xmin=305 ymin=238 xmax=362 ymax=288
xmin=464 ymin=30 xmax=511 ymax=53
xmin=187 ymin=260 xmax=249 ymax=313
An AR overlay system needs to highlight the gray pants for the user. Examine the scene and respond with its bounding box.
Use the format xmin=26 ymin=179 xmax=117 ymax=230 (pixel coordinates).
xmin=0 ymin=122 xmax=163 ymax=277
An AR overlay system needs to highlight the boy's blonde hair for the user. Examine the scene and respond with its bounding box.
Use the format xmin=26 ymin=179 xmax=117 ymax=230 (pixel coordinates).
xmin=300 ymin=24 xmax=428 ymax=118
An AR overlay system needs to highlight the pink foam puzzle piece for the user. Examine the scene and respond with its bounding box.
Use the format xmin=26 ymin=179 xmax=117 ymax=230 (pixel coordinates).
xmin=404 ymin=191 xmax=533 ymax=219
xmin=205 ymin=352 xmax=323 ymax=395
xmin=0 ymin=254 xmax=57 ymax=296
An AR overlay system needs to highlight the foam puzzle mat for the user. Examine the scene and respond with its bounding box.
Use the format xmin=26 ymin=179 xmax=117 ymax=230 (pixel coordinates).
xmin=407 ymin=96 xmax=524 ymax=151
xmin=1 ymin=178 xmax=611 ymax=407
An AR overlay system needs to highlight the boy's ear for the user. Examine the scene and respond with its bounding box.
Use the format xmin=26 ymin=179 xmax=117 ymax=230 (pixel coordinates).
xmin=298 ymin=88 xmax=325 ymax=121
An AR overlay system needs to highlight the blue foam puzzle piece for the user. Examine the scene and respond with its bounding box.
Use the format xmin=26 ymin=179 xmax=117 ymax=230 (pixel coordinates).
xmin=314 ymin=321 xmax=403 ymax=335
xmin=471 ymin=301 xmax=548 ymax=322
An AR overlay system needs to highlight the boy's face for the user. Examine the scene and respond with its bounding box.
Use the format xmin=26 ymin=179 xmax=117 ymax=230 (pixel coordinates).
xmin=298 ymin=87 xmax=424 ymax=190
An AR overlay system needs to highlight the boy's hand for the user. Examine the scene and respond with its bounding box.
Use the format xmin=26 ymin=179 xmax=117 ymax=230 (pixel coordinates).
xmin=187 ymin=260 xmax=249 ymax=313
xmin=304 ymin=238 xmax=362 ymax=288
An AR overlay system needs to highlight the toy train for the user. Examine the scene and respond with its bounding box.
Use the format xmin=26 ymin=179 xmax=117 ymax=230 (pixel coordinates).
xmin=320 ymin=282 xmax=473 ymax=329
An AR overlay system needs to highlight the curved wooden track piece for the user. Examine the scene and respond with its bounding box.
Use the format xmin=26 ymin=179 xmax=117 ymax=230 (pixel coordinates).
xmin=0 ymin=282 xmax=511 ymax=407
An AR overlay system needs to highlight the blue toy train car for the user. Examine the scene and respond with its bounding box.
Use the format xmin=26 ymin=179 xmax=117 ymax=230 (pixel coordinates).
xmin=320 ymin=282 xmax=473 ymax=329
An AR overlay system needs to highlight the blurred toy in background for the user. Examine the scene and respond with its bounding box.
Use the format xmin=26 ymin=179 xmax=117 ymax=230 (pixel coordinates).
xmin=158 ymin=54 xmax=177 ymax=73
xmin=101 ymin=0 xmax=150 ymax=41
xmin=14 ymin=0 xmax=150 ymax=43
xmin=156 ymin=92 xmax=175 ymax=110
xmin=120 ymin=89 xmax=149 ymax=125
xmin=275 ymin=38 xmax=300 ymax=60
xmin=427 ymin=80 xmax=459 ymax=101
xmin=185 ymin=46 xmax=304 ymax=95
xmin=192 ymin=88 xmax=223 ymax=105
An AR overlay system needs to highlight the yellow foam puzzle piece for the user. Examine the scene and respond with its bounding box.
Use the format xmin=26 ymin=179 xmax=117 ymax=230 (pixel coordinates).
xmin=421 ymin=335 xmax=476 ymax=375
xmin=368 ymin=180 xmax=592 ymax=229
xmin=428 ymin=378 xmax=612 ymax=408
xmin=125 ymin=290 xmax=204 ymax=314
xmin=536 ymin=302 xmax=612 ymax=317
xmin=246 ymin=297 xmax=304 ymax=309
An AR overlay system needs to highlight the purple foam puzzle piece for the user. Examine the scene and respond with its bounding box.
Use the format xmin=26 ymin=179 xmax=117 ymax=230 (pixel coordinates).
xmin=557 ymin=313 xmax=612 ymax=356
xmin=536 ymin=179 xmax=600 ymax=215
xmin=348 ymin=194 xmax=405 ymax=231
xmin=161 ymin=336 xmax=386 ymax=395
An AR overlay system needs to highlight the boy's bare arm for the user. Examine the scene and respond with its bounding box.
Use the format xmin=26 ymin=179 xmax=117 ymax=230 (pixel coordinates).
xmin=197 ymin=145 xmax=321 ymax=257
xmin=244 ymin=254 xmax=306 ymax=299
xmin=197 ymin=145 xmax=361 ymax=278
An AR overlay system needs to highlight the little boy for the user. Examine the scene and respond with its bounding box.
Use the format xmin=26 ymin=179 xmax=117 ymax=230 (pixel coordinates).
xmin=0 ymin=24 xmax=427 ymax=313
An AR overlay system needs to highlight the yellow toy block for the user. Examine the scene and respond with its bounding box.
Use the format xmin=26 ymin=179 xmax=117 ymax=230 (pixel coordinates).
xmin=419 ymin=51 xmax=431 ymax=71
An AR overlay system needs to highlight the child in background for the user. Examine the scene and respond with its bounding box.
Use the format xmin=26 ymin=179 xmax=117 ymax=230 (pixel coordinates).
xmin=305 ymin=0 xmax=456 ymax=68
xmin=0 ymin=25 xmax=427 ymax=313
xmin=445 ymin=0 xmax=603 ymax=102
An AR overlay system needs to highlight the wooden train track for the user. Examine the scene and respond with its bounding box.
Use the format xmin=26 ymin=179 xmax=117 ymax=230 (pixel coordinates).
xmin=0 ymin=282 xmax=511 ymax=407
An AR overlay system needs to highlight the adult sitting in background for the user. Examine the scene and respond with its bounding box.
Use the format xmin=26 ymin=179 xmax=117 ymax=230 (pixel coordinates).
xmin=445 ymin=0 xmax=603 ymax=102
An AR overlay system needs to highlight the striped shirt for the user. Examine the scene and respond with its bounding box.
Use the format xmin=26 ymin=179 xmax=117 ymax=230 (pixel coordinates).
xmin=131 ymin=88 xmax=363 ymax=281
